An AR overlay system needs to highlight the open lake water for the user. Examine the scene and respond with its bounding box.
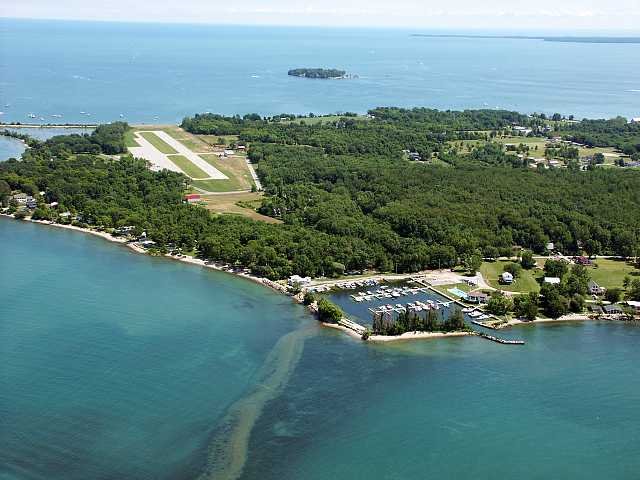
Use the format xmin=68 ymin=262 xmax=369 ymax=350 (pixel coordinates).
xmin=1 ymin=19 xmax=640 ymax=479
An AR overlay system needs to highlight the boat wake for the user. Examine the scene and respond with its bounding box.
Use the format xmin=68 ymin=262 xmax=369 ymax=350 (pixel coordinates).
xmin=196 ymin=323 xmax=315 ymax=480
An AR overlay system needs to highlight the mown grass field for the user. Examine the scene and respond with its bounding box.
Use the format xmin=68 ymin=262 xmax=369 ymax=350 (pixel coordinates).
xmin=480 ymin=261 xmax=542 ymax=293
xmin=124 ymin=129 xmax=139 ymax=148
xmin=200 ymin=192 xmax=281 ymax=223
xmin=199 ymin=154 xmax=253 ymax=191
xmin=589 ymin=258 xmax=640 ymax=289
xmin=139 ymin=132 xmax=177 ymax=154
xmin=167 ymin=154 xmax=208 ymax=179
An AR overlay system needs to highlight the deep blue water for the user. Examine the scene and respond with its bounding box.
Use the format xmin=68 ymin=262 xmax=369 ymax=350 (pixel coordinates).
xmin=1 ymin=19 xmax=639 ymax=125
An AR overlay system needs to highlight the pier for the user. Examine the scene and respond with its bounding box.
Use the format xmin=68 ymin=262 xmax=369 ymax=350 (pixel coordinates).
xmin=477 ymin=332 xmax=525 ymax=345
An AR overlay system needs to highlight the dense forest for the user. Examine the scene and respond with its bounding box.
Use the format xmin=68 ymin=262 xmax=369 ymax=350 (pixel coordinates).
xmin=2 ymin=109 xmax=640 ymax=281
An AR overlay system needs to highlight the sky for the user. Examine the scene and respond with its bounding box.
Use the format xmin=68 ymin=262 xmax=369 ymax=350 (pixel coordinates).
xmin=2 ymin=0 xmax=640 ymax=31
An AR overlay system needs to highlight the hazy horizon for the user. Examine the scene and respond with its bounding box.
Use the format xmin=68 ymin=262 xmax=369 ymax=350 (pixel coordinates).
xmin=3 ymin=0 xmax=640 ymax=31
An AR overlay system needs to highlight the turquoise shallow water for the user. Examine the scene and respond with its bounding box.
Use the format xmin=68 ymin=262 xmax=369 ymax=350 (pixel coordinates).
xmin=0 ymin=19 xmax=639 ymax=125
xmin=241 ymin=322 xmax=640 ymax=479
xmin=2 ymin=219 xmax=640 ymax=479
xmin=0 ymin=218 xmax=311 ymax=479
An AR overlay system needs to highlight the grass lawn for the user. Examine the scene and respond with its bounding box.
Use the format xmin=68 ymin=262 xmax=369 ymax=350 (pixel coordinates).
xmin=200 ymin=192 xmax=281 ymax=224
xmin=199 ymin=154 xmax=253 ymax=191
xmin=167 ymin=155 xmax=208 ymax=179
xmin=139 ymin=132 xmax=177 ymax=154
xmin=589 ymin=258 xmax=640 ymax=289
xmin=480 ymin=261 xmax=542 ymax=293
xmin=124 ymin=129 xmax=139 ymax=147
xmin=191 ymin=179 xmax=242 ymax=193
xmin=161 ymin=126 xmax=210 ymax=152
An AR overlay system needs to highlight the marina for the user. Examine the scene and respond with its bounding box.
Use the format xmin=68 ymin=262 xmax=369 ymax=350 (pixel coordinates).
xmin=350 ymin=284 xmax=429 ymax=302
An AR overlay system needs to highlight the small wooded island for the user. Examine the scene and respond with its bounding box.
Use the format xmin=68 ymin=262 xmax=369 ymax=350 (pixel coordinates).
xmin=288 ymin=68 xmax=349 ymax=79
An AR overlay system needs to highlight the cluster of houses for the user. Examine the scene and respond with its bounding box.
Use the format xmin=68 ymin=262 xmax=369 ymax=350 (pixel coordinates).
xmin=10 ymin=193 xmax=37 ymax=209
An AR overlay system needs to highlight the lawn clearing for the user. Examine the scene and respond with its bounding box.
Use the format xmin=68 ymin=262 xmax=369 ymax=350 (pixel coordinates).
xmin=199 ymin=154 xmax=254 ymax=191
xmin=124 ymin=129 xmax=139 ymax=147
xmin=167 ymin=155 xmax=209 ymax=178
xmin=589 ymin=258 xmax=640 ymax=289
xmin=200 ymin=192 xmax=281 ymax=223
xmin=139 ymin=132 xmax=177 ymax=154
xmin=480 ymin=261 xmax=542 ymax=293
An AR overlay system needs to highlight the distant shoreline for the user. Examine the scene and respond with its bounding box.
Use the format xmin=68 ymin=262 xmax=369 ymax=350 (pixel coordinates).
xmin=411 ymin=34 xmax=640 ymax=44
xmin=0 ymin=123 xmax=97 ymax=129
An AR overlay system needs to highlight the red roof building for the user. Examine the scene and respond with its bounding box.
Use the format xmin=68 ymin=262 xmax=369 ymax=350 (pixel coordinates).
xmin=184 ymin=194 xmax=201 ymax=203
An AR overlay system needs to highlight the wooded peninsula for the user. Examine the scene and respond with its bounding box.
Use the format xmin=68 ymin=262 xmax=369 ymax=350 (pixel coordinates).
xmin=2 ymin=108 xmax=639 ymax=285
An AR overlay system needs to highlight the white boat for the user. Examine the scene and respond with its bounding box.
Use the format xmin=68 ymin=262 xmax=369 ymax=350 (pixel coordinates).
xmin=462 ymin=307 xmax=474 ymax=313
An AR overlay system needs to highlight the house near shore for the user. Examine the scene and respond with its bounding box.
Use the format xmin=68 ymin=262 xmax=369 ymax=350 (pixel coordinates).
xmin=12 ymin=193 xmax=28 ymax=204
xmin=500 ymin=272 xmax=514 ymax=284
xmin=467 ymin=291 xmax=489 ymax=304
xmin=288 ymin=275 xmax=311 ymax=286
xmin=588 ymin=280 xmax=605 ymax=296
xmin=184 ymin=194 xmax=201 ymax=204
xmin=603 ymin=304 xmax=624 ymax=315
xmin=588 ymin=304 xmax=603 ymax=314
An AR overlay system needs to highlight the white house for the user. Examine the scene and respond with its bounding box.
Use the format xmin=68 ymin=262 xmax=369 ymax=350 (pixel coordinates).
xmin=630 ymin=118 xmax=640 ymax=124
xmin=288 ymin=275 xmax=311 ymax=286
xmin=501 ymin=272 xmax=514 ymax=284
xmin=544 ymin=277 xmax=561 ymax=285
